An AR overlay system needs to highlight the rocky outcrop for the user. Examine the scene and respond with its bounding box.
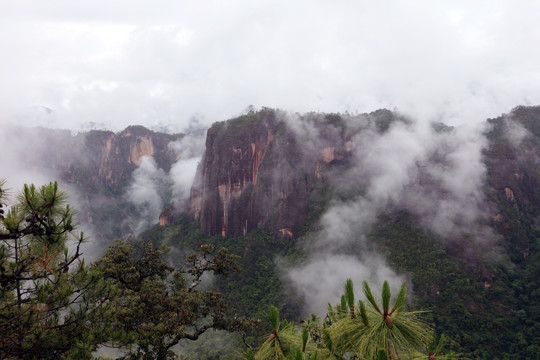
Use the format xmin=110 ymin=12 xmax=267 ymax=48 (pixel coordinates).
xmin=89 ymin=126 xmax=178 ymax=191
xmin=190 ymin=109 xmax=354 ymax=238
xmin=14 ymin=125 xmax=183 ymax=241
xmin=190 ymin=110 xmax=291 ymax=237
xmin=52 ymin=125 xmax=180 ymax=192
xmin=504 ymin=187 xmax=515 ymax=201
xmin=485 ymin=107 xmax=540 ymax=208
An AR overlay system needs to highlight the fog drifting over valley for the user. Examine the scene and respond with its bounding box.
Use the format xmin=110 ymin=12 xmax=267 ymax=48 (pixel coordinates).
xmin=281 ymin=109 xmax=504 ymax=315
xmin=1 ymin=1 xmax=539 ymax=311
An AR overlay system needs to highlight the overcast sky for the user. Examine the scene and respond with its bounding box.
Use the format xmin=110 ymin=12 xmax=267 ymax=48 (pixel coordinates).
xmin=1 ymin=0 xmax=539 ymax=132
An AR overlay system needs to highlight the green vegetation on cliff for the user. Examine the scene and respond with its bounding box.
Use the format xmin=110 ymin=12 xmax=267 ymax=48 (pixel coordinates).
xmin=2 ymin=106 xmax=540 ymax=359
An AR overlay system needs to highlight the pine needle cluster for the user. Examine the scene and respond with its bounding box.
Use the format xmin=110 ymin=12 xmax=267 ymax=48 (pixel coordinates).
xmin=250 ymin=279 xmax=446 ymax=360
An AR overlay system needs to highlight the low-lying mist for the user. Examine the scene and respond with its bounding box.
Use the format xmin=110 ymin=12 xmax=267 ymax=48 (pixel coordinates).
xmin=0 ymin=106 xmax=533 ymax=315
xmin=279 ymin=109 xmax=501 ymax=315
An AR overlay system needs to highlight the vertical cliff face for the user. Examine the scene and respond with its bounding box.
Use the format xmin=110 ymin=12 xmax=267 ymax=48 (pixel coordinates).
xmin=55 ymin=125 xmax=180 ymax=192
xmin=190 ymin=109 xmax=354 ymax=238
xmin=190 ymin=110 xmax=292 ymax=237
xmin=15 ymin=125 xmax=182 ymax=241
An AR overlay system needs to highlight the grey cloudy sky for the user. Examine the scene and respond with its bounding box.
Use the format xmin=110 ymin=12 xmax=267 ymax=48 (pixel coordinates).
xmin=1 ymin=0 xmax=539 ymax=132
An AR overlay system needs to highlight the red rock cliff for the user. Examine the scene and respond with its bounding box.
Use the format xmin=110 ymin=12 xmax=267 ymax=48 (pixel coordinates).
xmin=16 ymin=125 xmax=182 ymax=241
xmin=190 ymin=109 xmax=353 ymax=238
xmin=62 ymin=125 xmax=179 ymax=192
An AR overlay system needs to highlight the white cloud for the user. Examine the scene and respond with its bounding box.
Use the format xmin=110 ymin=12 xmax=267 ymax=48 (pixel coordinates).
xmin=285 ymin=254 xmax=405 ymax=315
xmin=125 ymin=156 xmax=168 ymax=233
xmin=281 ymin=108 xmax=497 ymax=313
xmin=167 ymin=134 xmax=205 ymax=201
xmin=0 ymin=1 xmax=539 ymax=132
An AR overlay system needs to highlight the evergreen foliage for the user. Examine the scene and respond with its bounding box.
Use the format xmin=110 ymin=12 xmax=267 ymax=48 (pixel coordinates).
xmin=139 ymin=223 xmax=299 ymax=320
xmin=0 ymin=181 xmax=115 ymax=359
xmin=96 ymin=239 xmax=253 ymax=359
xmin=250 ymin=280 xmax=438 ymax=360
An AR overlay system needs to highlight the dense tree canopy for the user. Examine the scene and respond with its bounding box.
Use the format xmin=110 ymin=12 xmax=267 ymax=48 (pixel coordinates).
xmin=0 ymin=181 xmax=255 ymax=360
xmin=0 ymin=180 xmax=461 ymax=359
xmin=96 ymin=240 xmax=252 ymax=360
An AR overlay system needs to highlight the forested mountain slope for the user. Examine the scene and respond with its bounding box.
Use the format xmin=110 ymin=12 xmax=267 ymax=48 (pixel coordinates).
xmin=152 ymin=106 xmax=540 ymax=358
xmin=4 ymin=106 xmax=539 ymax=358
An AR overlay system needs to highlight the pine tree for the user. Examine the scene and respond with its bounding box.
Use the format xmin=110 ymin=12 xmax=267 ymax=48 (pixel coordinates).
xmin=0 ymin=181 xmax=115 ymax=359
xmin=248 ymin=280 xmax=442 ymax=360
xmin=97 ymin=240 xmax=250 ymax=360
xmin=251 ymin=306 xmax=317 ymax=360
xmin=327 ymin=279 xmax=432 ymax=359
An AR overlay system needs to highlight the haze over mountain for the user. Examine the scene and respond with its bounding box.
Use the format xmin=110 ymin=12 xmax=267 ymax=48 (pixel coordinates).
xmin=1 ymin=1 xmax=540 ymax=133
xmin=1 ymin=2 xmax=540 ymax=358
xmin=0 ymin=104 xmax=539 ymax=358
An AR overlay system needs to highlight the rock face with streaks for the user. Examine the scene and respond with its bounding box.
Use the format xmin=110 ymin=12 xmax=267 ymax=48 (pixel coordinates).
xmin=189 ymin=109 xmax=355 ymax=238
xmin=13 ymin=124 xmax=180 ymax=193
xmin=11 ymin=124 xmax=182 ymax=240
xmin=62 ymin=125 xmax=179 ymax=192
xmin=190 ymin=110 xmax=304 ymax=237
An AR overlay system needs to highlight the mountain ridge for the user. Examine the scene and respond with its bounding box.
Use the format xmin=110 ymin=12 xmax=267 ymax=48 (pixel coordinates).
xmin=3 ymin=106 xmax=539 ymax=357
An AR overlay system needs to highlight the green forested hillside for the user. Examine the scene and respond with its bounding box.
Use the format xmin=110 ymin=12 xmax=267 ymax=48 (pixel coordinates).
xmin=139 ymin=205 xmax=538 ymax=359
xmin=137 ymin=107 xmax=540 ymax=359
xmin=2 ymin=107 xmax=539 ymax=359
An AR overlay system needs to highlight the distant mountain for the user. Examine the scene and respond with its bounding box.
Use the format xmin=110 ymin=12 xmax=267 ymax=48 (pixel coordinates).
xmin=7 ymin=106 xmax=539 ymax=358
xmin=179 ymin=106 xmax=539 ymax=358
xmin=8 ymin=125 xmax=183 ymax=243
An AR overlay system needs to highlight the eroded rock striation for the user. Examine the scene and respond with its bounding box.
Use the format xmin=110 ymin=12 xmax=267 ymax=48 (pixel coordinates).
xmin=64 ymin=125 xmax=179 ymax=192
xmin=189 ymin=109 xmax=355 ymax=238
xmin=12 ymin=124 xmax=182 ymax=240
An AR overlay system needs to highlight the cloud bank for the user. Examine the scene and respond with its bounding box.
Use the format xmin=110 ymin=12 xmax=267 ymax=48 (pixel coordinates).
xmin=1 ymin=1 xmax=539 ymax=132
xmin=283 ymin=110 xmax=495 ymax=315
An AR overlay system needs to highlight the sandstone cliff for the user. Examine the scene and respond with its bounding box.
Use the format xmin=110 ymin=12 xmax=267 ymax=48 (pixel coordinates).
xmin=62 ymin=125 xmax=179 ymax=192
xmin=14 ymin=125 xmax=183 ymax=241
xmin=189 ymin=109 xmax=360 ymax=238
xmin=191 ymin=110 xmax=297 ymax=237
